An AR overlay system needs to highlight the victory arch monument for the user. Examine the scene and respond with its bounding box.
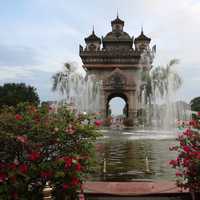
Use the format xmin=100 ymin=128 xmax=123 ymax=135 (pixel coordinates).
xmin=80 ymin=16 xmax=155 ymax=124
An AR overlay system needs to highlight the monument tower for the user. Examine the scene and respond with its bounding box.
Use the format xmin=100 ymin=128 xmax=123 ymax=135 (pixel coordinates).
xmin=80 ymin=16 xmax=155 ymax=124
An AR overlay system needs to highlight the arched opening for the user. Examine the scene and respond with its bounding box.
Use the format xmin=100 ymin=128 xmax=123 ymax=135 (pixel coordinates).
xmin=106 ymin=93 xmax=128 ymax=117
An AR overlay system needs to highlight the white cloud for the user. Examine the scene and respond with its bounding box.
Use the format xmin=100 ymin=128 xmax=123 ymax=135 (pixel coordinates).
xmin=0 ymin=66 xmax=33 ymax=80
xmin=1 ymin=0 xmax=200 ymax=101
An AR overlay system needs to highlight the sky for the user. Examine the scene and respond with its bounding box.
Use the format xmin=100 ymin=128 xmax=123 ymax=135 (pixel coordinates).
xmin=0 ymin=0 xmax=200 ymax=109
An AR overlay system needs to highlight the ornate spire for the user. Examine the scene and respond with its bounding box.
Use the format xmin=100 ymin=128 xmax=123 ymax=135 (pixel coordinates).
xmin=141 ymin=26 xmax=143 ymax=34
xmin=134 ymin=27 xmax=151 ymax=42
xmin=111 ymin=14 xmax=124 ymax=26
xmin=92 ymin=25 xmax=95 ymax=35
xmin=84 ymin=26 xmax=101 ymax=43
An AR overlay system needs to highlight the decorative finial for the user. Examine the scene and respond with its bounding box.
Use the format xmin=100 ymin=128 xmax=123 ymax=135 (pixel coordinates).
xmin=141 ymin=26 xmax=144 ymax=34
xmin=92 ymin=25 xmax=95 ymax=34
xmin=117 ymin=9 xmax=119 ymax=18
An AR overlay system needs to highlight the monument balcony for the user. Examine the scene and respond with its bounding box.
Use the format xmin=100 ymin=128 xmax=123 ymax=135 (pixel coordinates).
xmin=80 ymin=48 xmax=154 ymax=66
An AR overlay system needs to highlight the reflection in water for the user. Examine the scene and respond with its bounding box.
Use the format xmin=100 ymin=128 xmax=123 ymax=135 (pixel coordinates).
xmin=92 ymin=130 xmax=177 ymax=181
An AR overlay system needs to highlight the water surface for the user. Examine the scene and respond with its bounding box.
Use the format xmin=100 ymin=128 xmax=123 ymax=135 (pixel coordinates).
xmin=92 ymin=129 xmax=178 ymax=181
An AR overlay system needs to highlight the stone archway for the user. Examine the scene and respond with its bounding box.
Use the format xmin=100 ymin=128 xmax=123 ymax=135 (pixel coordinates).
xmin=106 ymin=93 xmax=129 ymax=117
xmin=100 ymin=68 xmax=137 ymax=124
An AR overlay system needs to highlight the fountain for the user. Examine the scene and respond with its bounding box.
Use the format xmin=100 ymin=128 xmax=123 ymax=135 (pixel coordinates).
xmin=52 ymin=16 xmax=191 ymax=183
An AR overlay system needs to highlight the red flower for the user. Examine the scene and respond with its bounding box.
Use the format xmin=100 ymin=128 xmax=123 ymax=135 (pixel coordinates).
xmin=75 ymin=163 xmax=82 ymax=171
xmin=62 ymin=183 xmax=69 ymax=190
xmin=71 ymin=177 xmax=80 ymax=186
xmin=28 ymin=151 xmax=41 ymax=161
xmin=15 ymin=114 xmax=23 ymax=121
xmin=19 ymin=164 xmax=28 ymax=174
xmin=16 ymin=135 xmax=28 ymax=144
xmin=183 ymin=145 xmax=190 ymax=153
xmin=40 ymin=171 xmax=53 ymax=179
xmin=64 ymin=157 xmax=73 ymax=168
xmin=189 ymin=120 xmax=197 ymax=127
xmin=169 ymin=159 xmax=178 ymax=168
xmin=183 ymin=129 xmax=192 ymax=137
xmin=0 ymin=172 xmax=7 ymax=183
xmin=183 ymin=157 xmax=190 ymax=167
xmin=198 ymin=112 xmax=200 ymax=116
xmin=95 ymin=120 xmax=102 ymax=127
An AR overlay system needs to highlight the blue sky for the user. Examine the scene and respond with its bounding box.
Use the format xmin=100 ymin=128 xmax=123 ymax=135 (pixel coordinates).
xmin=0 ymin=0 xmax=200 ymax=105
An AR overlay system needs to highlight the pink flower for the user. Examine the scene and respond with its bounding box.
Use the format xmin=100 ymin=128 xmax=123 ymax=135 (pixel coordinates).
xmin=62 ymin=183 xmax=69 ymax=190
xmin=16 ymin=135 xmax=28 ymax=144
xmin=95 ymin=120 xmax=102 ymax=127
xmin=183 ymin=157 xmax=190 ymax=167
xmin=28 ymin=151 xmax=41 ymax=161
xmin=183 ymin=129 xmax=192 ymax=137
xmin=15 ymin=114 xmax=23 ymax=121
xmin=19 ymin=164 xmax=28 ymax=174
xmin=183 ymin=146 xmax=190 ymax=153
xmin=176 ymin=171 xmax=182 ymax=177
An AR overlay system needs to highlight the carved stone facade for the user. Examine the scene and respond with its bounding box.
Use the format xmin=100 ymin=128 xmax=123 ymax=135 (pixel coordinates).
xmin=80 ymin=16 xmax=155 ymax=124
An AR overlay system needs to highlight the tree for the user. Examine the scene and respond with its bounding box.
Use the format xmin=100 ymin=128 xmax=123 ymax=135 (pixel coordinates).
xmin=0 ymin=83 xmax=40 ymax=107
xmin=140 ymin=59 xmax=182 ymax=125
xmin=190 ymin=96 xmax=200 ymax=111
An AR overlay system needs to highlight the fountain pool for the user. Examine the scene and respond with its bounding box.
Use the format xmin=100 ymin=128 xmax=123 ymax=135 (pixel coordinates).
xmin=92 ymin=129 xmax=178 ymax=182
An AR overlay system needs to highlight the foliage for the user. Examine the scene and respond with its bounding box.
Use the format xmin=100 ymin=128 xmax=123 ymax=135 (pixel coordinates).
xmin=0 ymin=83 xmax=40 ymax=108
xmin=169 ymin=112 xmax=200 ymax=192
xmin=0 ymin=103 xmax=100 ymax=199
xmin=190 ymin=96 xmax=200 ymax=112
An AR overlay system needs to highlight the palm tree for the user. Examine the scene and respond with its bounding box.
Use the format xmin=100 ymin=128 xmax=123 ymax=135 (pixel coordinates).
xmin=52 ymin=63 xmax=101 ymax=112
xmin=151 ymin=58 xmax=182 ymax=99
xmin=140 ymin=59 xmax=182 ymax=125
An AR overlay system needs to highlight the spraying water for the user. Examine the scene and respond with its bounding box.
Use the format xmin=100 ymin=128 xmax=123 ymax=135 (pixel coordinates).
xmin=52 ymin=63 xmax=101 ymax=114
xmin=139 ymin=56 xmax=190 ymax=130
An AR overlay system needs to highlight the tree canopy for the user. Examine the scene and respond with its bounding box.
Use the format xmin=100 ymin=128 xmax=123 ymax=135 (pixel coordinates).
xmin=0 ymin=83 xmax=40 ymax=107
xmin=190 ymin=96 xmax=200 ymax=112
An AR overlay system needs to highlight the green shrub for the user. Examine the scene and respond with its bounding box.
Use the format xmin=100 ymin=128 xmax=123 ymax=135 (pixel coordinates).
xmin=0 ymin=103 xmax=100 ymax=199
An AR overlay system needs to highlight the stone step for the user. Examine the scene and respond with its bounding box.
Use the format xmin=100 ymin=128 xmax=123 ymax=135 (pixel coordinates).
xmin=84 ymin=193 xmax=192 ymax=200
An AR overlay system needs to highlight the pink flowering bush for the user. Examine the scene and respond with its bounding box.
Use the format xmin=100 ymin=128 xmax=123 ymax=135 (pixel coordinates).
xmin=169 ymin=112 xmax=200 ymax=193
xmin=0 ymin=103 xmax=100 ymax=199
